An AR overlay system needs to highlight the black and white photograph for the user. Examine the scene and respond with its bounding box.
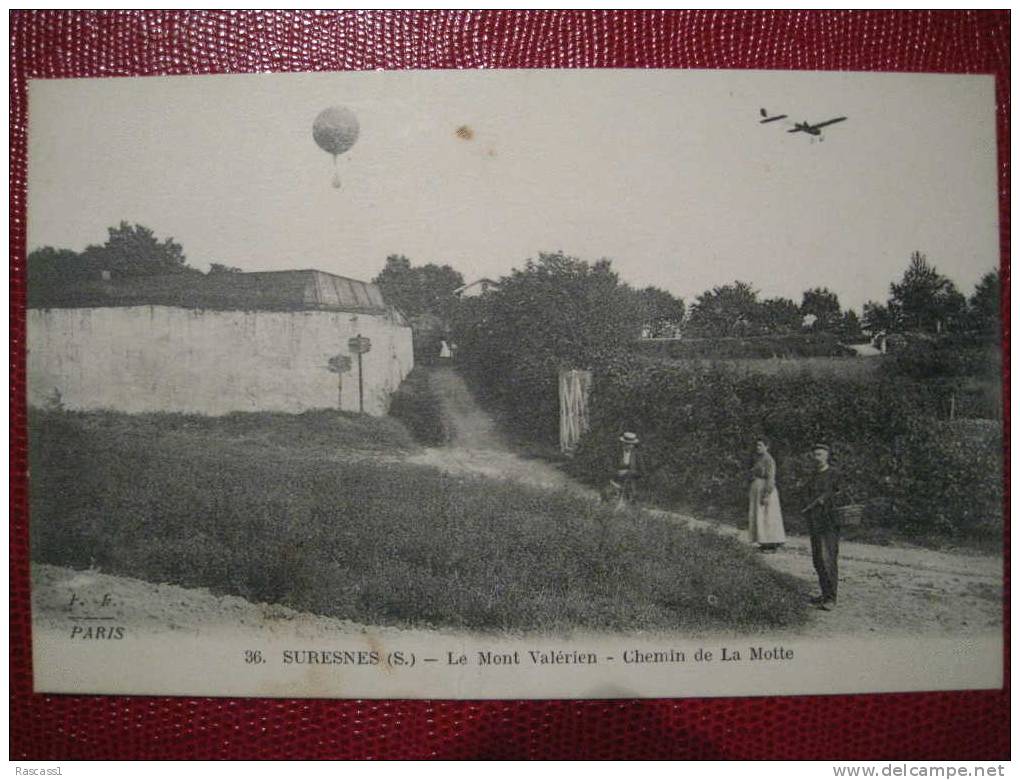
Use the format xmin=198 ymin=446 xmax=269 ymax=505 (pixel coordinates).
xmin=26 ymin=69 xmax=1003 ymax=698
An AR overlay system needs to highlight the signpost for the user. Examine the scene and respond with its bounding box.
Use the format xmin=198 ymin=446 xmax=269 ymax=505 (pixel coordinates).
xmin=347 ymin=334 xmax=372 ymax=413
xmin=327 ymin=354 xmax=353 ymax=409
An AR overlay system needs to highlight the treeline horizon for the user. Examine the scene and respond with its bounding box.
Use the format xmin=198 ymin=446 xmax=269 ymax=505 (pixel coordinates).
xmin=27 ymin=221 xmax=1001 ymax=339
xmin=370 ymin=249 xmax=1001 ymax=342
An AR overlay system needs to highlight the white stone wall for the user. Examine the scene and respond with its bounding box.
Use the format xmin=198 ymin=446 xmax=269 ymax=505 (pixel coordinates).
xmin=27 ymin=306 xmax=414 ymax=416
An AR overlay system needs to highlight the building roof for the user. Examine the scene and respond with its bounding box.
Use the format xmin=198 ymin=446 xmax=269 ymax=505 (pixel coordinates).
xmin=454 ymin=278 xmax=501 ymax=295
xmin=28 ymin=269 xmax=397 ymax=316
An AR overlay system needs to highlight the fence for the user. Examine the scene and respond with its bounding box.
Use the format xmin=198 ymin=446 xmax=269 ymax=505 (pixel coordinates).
xmin=559 ymin=369 xmax=592 ymax=454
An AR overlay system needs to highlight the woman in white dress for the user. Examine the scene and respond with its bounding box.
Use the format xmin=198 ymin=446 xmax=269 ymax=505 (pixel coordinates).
xmin=748 ymin=438 xmax=785 ymax=553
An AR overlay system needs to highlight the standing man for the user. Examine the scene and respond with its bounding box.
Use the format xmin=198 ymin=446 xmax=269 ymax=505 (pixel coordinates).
xmin=801 ymin=443 xmax=841 ymax=611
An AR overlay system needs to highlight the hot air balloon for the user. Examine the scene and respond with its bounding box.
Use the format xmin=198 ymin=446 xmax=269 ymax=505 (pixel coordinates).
xmin=313 ymin=106 xmax=359 ymax=189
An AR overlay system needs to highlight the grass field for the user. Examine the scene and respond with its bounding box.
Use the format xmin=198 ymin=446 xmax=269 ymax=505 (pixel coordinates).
xmin=28 ymin=407 xmax=421 ymax=459
xmin=29 ymin=409 xmax=807 ymax=633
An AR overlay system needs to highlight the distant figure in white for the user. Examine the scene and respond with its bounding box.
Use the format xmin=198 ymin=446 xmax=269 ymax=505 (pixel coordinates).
xmin=748 ymin=437 xmax=785 ymax=553
xmin=439 ymin=339 xmax=452 ymax=360
xmin=873 ymin=330 xmax=888 ymax=354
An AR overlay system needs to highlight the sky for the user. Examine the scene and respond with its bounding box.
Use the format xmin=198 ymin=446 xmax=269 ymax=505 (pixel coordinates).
xmin=27 ymin=69 xmax=999 ymax=312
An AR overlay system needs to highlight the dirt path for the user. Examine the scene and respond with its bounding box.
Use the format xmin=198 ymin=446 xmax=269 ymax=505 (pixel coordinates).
xmin=408 ymin=367 xmax=582 ymax=493
xmin=410 ymin=366 xmax=1003 ymax=638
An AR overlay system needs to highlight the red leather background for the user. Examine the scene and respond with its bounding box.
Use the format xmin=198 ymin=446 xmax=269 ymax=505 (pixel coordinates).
xmin=9 ymin=10 xmax=1010 ymax=760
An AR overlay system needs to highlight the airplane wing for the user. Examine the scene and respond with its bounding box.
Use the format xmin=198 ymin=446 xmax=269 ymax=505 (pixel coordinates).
xmin=759 ymin=114 xmax=787 ymax=124
xmin=810 ymin=117 xmax=847 ymax=130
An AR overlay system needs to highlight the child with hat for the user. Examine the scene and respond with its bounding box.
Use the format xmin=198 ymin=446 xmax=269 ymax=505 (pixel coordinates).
xmin=611 ymin=431 xmax=643 ymax=504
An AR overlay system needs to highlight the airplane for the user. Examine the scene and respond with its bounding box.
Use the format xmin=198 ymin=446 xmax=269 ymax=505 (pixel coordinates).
xmin=787 ymin=117 xmax=847 ymax=136
xmin=759 ymin=108 xmax=787 ymax=123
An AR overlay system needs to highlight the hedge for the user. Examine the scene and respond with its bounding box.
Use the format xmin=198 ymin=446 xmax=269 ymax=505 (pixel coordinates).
xmin=565 ymin=354 xmax=1003 ymax=542
xmin=387 ymin=367 xmax=448 ymax=446
xmin=635 ymin=333 xmax=856 ymax=360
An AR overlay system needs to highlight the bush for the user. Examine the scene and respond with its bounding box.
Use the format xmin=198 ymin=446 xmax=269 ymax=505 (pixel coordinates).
xmin=881 ymin=335 xmax=1001 ymax=382
xmin=880 ymin=420 xmax=1003 ymax=538
xmin=878 ymin=336 xmax=1003 ymax=421
xmin=387 ymin=367 xmax=448 ymax=445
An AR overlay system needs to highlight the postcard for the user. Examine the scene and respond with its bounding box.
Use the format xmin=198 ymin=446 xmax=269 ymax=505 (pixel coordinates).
xmin=25 ymin=69 xmax=1003 ymax=698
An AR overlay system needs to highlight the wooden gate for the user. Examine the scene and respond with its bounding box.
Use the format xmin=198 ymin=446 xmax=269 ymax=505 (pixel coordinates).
xmin=559 ymin=369 xmax=592 ymax=454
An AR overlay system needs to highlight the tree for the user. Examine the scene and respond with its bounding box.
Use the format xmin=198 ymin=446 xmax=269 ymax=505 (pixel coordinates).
xmin=838 ymin=309 xmax=863 ymax=339
xmin=208 ymin=263 xmax=243 ymax=275
xmin=373 ymin=254 xmax=414 ymax=312
xmin=451 ymin=252 xmax=642 ymax=439
xmin=759 ymin=297 xmax=802 ymax=334
xmin=862 ymin=301 xmax=895 ymax=333
xmin=686 ymin=281 xmax=761 ymax=337
xmin=374 ymin=254 xmax=466 ymax=362
xmin=480 ymin=252 xmax=640 ymax=363
xmin=800 ymin=287 xmax=842 ymax=332
xmin=418 ymin=262 xmax=467 ymax=323
xmin=933 ymin=283 xmax=967 ymax=334
xmin=968 ymin=269 xmax=1001 ymax=334
xmin=888 ymin=251 xmax=965 ymax=333
xmin=79 ymin=222 xmax=193 ymax=277
xmin=373 ymin=254 xmax=464 ymax=322
xmin=27 ymin=246 xmax=86 ymax=288
xmin=27 ymin=224 xmax=198 ymax=307
xmin=637 ymin=286 xmax=685 ymax=338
